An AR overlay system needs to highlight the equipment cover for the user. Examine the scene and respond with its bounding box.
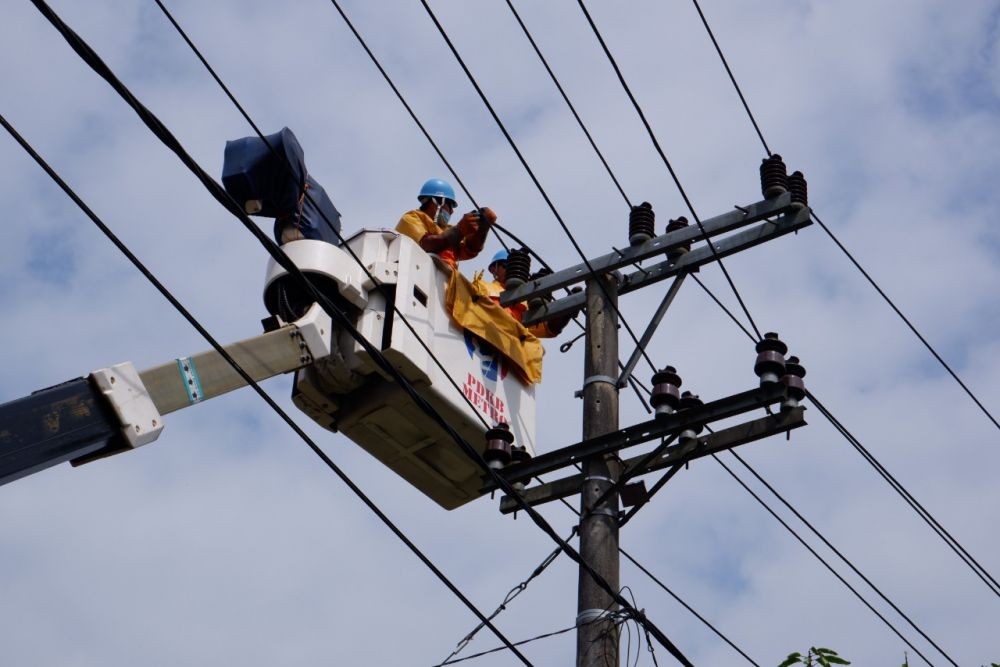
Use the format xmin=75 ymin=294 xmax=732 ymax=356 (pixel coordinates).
xmin=445 ymin=270 xmax=543 ymax=384
xmin=222 ymin=127 xmax=342 ymax=244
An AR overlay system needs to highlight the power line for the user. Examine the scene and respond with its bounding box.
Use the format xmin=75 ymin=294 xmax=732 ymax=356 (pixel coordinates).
xmin=806 ymin=391 xmax=1000 ymax=598
xmin=687 ymin=0 xmax=1000 ymax=438
xmin=0 ymin=110 xmax=532 ymax=666
xmin=694 ymin=270 xmax=1000 ymax=599
xmin=503 ymin=0 xmax=632 ymax=208
xmin=728 ymin=449 xmax=959 ymax=665
xmin=30 ymin=3 xmax=692 ymax=660
xmin=620 ymin=548 xmax=761 ymax=666
xmin=438 ymin=535 xmax=570 ymax=665
xmin=149 ymin=0 xmax=500 ymax=437
xmin=502 ymin=2 xmax=958 ymax=656
xmin=713 ymin=454 xmax=937 ymax=667
xmin=417 ymin=0 xmax=660 ymax=375
xmin=574 ymin=0 xmax=763 ymax=343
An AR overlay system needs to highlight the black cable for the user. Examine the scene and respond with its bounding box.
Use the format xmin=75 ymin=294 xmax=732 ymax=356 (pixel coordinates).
xmin=31 ymin=4 xmax=691 ymax=661
xmin=437 ymin=623 xmax=579 ymax=665
xmin=712 ymin=454 xmax=936 ymax=667
xmin=688 ymin=0 xmax=1000 ymax=439
xmin=810 ymin=210 xmax=1000 ymax=436
xmin=503 ymin=0 xmax=631 ymax=208
xmin=417 ymin=0 xmax=660 ymax=376
xmin=620 ymin=548 xmax=761 ymax=666
xmin=728 ymin=449 xmax=959 ymax=665
xmin=316 ymin=0 xmax=507 ymax=251
xmin=149 ymin=0 xmax=503 ymax=437
xmin=0 ymin=110 xmax=532 ymax=666
xmin=438 ymin=532 xmax=572 ymax=666
xmin=692 ymin=269 xmax=1000 ymax=599
xmin=807 ymin=391 xmax=1000 ymax=598
xmin=574 ymin=0 xmax=763 ymax=343
xmin=687 ymin=0 xmax=771 ymax=157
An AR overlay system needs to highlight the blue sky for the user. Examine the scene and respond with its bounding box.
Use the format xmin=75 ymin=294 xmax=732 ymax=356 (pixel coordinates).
xmin=1 ymin=1 xmax=999 ymax=665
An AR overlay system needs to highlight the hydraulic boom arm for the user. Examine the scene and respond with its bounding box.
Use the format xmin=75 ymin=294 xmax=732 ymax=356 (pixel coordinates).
xmin=0 ymin=304 xmax=331 ymax=486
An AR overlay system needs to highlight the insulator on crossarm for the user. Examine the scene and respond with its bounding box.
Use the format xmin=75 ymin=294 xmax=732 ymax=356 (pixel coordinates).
xmin=504 ymin=248 xmax=531 ymax=290
xmin=509 ymin=443 xmax=531 ymax=491
xmin=760 ymin=154 xmax=789 ymax=199
xmin=628 ymin=201 xmax=655 ymax=246
xmin=677 ymin=391 xmax=705 ymax=448
xmin=781 ymin=355 xmax=807 ymax=411
xmin=788 ymin=171 xmax=808 ymax=208
xmin=650 ymin=366 xmax=682 ymax=419
xmin=527 ymin=267 xmax=552 ymax=311
xmin=484 ymin=422 xmax=514 ymax=471
xmin=754 ymin=332 xmax=788 ymax=386
xmin=665 ymin=216 xmax=691 ymax=263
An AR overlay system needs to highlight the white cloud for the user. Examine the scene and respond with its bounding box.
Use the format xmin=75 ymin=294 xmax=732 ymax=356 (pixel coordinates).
xmin=1 ymin=0 xmax=998 ymax=664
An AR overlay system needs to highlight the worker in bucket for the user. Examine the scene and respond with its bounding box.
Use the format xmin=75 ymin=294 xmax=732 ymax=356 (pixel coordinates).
xmin=483 ymin=250 xmax=572 ymax=338
xmin=396 ymin=179 xmax=496 ymax=269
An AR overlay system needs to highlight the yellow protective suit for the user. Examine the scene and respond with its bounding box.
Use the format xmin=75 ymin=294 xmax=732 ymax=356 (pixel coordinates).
xmin=481 ymin=279 xmax=557 ymax=339
xmin=445 ymin=271 xmax=544 ymax=385
xmin=396 ymin=209 xmax=481 ymax=269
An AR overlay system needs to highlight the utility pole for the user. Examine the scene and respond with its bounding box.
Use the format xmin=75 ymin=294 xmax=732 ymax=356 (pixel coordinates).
xmin=577 ymin=275 xmax=621 ymax=667
xmin=489 ymin=158 xmax=813 ymax=665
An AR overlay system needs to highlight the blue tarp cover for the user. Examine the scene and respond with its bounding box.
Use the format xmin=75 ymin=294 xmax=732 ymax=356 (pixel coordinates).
xmin=222 ymin=127 xmax=341 ymax=244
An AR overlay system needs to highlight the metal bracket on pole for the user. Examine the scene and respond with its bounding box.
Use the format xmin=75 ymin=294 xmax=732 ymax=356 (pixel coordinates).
xmin=574 ymin=375 xmax=620 ymax=398
xmin=617 ymin=275 xmax=686 ymax=389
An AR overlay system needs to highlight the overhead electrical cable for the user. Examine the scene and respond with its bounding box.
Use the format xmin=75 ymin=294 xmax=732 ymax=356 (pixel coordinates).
xmin=619 ymin=548 xmax=761 ymax=666
xmin=729 ymin=449 xmax=959 ymax=665
xmin=417 ymin=0 xmax=660 ymax=375
xmin=713 ymin=454 xmax=937 ymax=666
xmin=687 ymin=0 xmax=1000 ymax=437
xmin=494 ymin=2 xmax=949 ymax=656
xmin=574 ymin=0 xmax=763 ymax=342
xmin=689 ymin=274 xmax=1000 ymax=598
xmin=0 ymin=111 xmax=532 ymax=666
xmin=29 ymin=3 xmax=693 ymax=661
xmin=501 ymin=2 xmax=969 ymax=660
xmin=503 ymin=0 xmax=631 ymax=208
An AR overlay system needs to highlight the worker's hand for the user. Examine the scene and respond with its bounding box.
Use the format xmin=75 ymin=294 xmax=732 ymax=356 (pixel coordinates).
xmin=478 ymin=207 xmax=497 ymax=226
xmin=457 ymin=211 xmax=480 ymax=237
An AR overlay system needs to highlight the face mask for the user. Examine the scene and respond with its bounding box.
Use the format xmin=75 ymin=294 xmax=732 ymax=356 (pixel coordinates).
xmin=435 ymin=200 xmax=452 ymax=225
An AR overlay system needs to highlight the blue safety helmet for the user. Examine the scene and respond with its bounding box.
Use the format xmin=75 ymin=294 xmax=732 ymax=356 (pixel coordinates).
xmin=488 ymin=249 xmax=509 ymax=271
xmin=418 ymin=178 xmax=457 ymax=207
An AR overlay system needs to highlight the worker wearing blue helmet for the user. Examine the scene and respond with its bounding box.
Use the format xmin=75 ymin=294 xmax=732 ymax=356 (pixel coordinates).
xmin=396 ymin=178 xmax=496 ymax=269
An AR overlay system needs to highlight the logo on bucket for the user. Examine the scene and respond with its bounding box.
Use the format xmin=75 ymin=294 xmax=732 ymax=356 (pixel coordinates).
xmin=463 ymin=330 xmax=508 ymax=382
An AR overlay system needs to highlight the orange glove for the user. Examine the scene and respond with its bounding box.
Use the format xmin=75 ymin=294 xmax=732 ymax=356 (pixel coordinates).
xmin=456 ymin=211 xmax=480 ymax=237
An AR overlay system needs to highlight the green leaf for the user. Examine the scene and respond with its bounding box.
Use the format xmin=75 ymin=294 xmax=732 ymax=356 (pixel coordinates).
xmin=825 ymin=658 xmax=850 ymax=665
xmin=814 ymin=648 xmax=835 ymax=655
xmin=777 ymin=653 xmax=803 ymax=667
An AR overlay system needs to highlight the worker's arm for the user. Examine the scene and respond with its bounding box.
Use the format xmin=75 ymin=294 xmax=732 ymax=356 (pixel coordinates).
xmin=396 ymin=210 xmax=462 ymax=255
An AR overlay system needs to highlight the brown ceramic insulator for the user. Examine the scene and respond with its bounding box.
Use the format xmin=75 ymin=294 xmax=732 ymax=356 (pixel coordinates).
xmin=754 ymin=332 xmax=788 ymax=382
xmin=760 ymin=154 xmax=789 ymax=199
xmin=665 ymin=216 xmax=691 ymax=261
xmin=628 ymin=201 xmax=656 ymax=246
xmin=484 ymin=422 xmax=514 ymax=467
xmin=510 ymin=443 xmax=531 ymax=464
xmin=650 ymin=366 xmax=682 ymax=414
xmin=789 ymin=171 xmax=808 ymax=208
xmin=503 ymin=248 xmax=531 ymax=289
xmin=782 ymin=355 xmax=807 ymax=400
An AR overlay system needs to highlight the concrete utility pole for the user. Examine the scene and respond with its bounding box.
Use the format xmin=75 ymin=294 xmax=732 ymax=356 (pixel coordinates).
xmin=576 ymin=274 xmax=621 ymax=667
